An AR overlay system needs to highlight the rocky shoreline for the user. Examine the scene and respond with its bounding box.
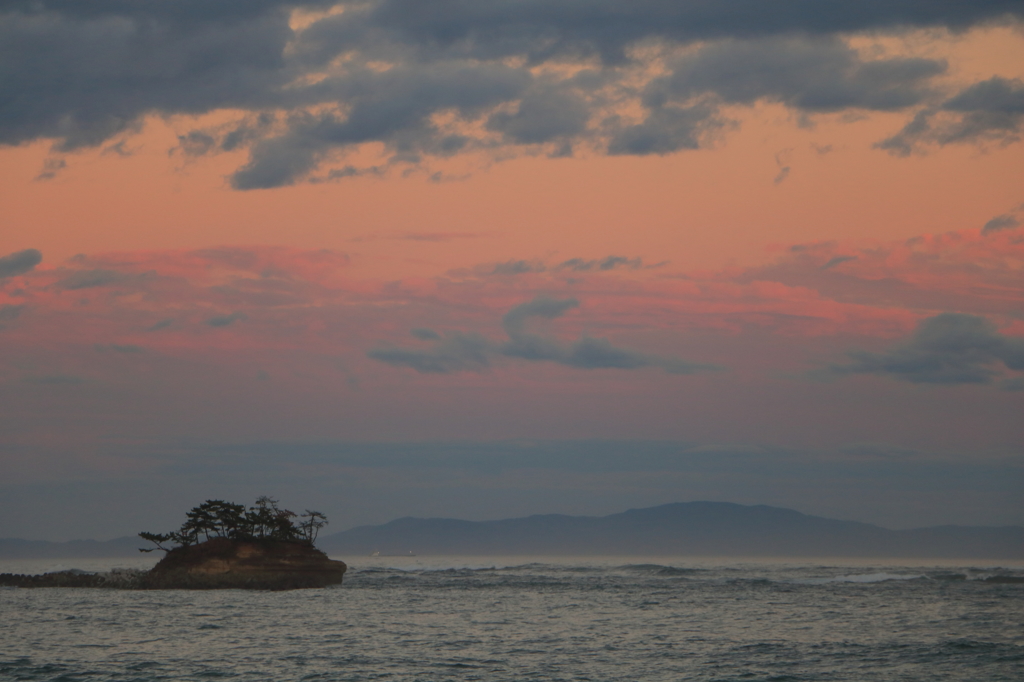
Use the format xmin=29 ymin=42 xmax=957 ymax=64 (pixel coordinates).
xmin=0 ymin=538 xmax=347 ymax=590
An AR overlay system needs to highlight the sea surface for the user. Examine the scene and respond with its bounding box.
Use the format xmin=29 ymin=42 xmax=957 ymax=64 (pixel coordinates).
xmin=2 ymin=556 xmax=1022 ymax=681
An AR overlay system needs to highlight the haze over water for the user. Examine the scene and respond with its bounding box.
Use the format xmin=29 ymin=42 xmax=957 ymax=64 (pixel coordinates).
xmin=3 ymin=556 xmax=1023 ymax=681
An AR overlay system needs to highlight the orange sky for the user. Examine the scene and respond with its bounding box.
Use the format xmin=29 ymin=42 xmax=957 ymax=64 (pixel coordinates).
xmin=4 ymin=102 xmax=1022 ymax=279
xmin=2 ymin=24 xmax=1023 ymax=278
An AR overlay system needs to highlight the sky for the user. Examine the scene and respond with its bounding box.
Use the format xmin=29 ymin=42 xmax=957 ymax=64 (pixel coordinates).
xmin=1 ymin=0 xmax=1022 ymax=541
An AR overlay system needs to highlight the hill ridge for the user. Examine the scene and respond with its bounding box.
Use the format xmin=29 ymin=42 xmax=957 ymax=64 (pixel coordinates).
xmin=319 ymin=502 xmax=1022 ymax=559
xmin=3 ymin=502 xmax=1021 ymax=559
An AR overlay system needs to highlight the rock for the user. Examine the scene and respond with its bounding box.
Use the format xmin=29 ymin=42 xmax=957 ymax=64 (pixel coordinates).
xmin=1 ymin=571 xmax=103 ymax=588
xmin=140 ymin=538 xmax=347 ymax=590
xmin=0 ymin=539 xmax=347 ymax=590
xmin=0 ymin=568 xmax=146 ymax=589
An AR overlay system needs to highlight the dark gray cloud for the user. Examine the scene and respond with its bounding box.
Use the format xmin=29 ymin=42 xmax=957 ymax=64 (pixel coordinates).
xmin=0 ymin=249 xmax=42 ymax=278
xmin=828 ymin=313 xmax=1024 ymax=385
xmin=490 ymin=260 xmax=547 ymax=275
xmin=613 ymin=36 xmax=947 ymax=157
xmin=821 ymin=255 xmax=857 ymax=270
xmin=653 ymin=37 xmax=945 ymax=112
xmin=557 ymin=256 xmax=643 ymax=272
xmin=368 ymin=331 xmax=491 ymax=373
xmin=176 ymin=130 xmax=217 ymax=156
xmin=607 ymin=102 xmax=722 ymax=156
xmin=483 ymin=256 xmax=648 ymax=276
xmin=503 ymin=296 xmax=580 ymax=334
xmin=877 ymin=77 xmax=1024 ymax=154
xmin=499 ymin=296 xmax=581 ymax=363
xmin=941 ymin=76 xmax=1024 ymax=143
xmin=55 ymin=268 xmax=133 ymax=290
xmin=982 ymin=213 xmax=1021 ymax=236
xmin=229 ymin=62 xmax=531 ymax=189
xmin=326 ymin=1 xmax=1021 ymax=64
xmin=35 ymin=157 xmax=66 ymax=180
xmin=2 ymin=1 xmax=1021 ymax=187
xmin=369 ymin=296 xmax=720 ymax=375
xmin=206 ymin=312 xmax=246 ymax=327
xmin=486 ymin=85 xmax=590 ymax=145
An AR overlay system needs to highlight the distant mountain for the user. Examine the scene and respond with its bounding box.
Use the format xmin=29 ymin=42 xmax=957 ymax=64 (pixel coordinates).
xmin=0 ymin=536 xmax=141 ymax=559
xmin=317 ymin=502 xmax=1024 ymax=559
xmin=4 ymin=503 xmax=1021 ymax=560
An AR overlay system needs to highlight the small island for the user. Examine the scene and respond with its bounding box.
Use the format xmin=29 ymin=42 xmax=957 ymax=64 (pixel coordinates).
xmin=0 ymin=497 xmax=347 ymax=590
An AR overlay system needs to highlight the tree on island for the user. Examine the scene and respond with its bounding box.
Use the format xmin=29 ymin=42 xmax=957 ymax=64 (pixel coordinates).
xmin=140 ymin=496 xmax=329 ymax=552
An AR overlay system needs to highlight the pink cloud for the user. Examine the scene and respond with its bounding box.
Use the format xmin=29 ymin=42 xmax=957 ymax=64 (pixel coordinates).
xmin=0 ymin=227 xmax=1019 ymax=391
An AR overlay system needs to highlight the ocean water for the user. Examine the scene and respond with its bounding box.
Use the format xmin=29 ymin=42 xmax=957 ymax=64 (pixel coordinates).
xmin=2 ymin=556 xmax=1022 ymax=681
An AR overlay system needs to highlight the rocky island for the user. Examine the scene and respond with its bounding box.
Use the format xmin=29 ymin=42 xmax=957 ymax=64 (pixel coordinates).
xmin=0 ymin=497 xmax=347 ymax=590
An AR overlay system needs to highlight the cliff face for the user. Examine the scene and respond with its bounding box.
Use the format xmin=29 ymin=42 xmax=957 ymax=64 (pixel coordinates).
xmin=141 ymin=538 xmax=347 ymax=590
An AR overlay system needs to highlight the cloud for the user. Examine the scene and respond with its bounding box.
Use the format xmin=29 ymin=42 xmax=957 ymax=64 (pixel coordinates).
xmin=558 ymin=336 xmax=715 ymax=373
xmin=499 ymin=296 xmax=582 ymax=362
xmin=982 ymin=213 xmax=1020 ymax=236
xmin=484 ymin=256 xmax=647 ymax=276
xmin=177 ymin=130 xmax=217 ymax=157
xmin=557 ymin=256 xmax=644 ymax=272
xmin=368 ymin=331 xmax=492 ymax=373
xmin=607 ymin=102 xmax=723 ymax=156
xmin=502 ymin=295 xmax=578 ymax=331
xmin=877 ymin=77 xmax=1024 ymax=154
xmin=654 ymin=36 xmax=945 ymax=112
xmin=745 ymin=230 xmax=1024 ymax=317
xmin=227 ymin=62 xmax=532 ymax=189
xmin=827 ymin=313 xmax=1024 ymax=385
xmin=321 ymin=1 xmax=1021 ymax=63
xmin=490 ymin=260 xmax=547 ymax=275
xmin=941 ymin=76 xmax=1024 ymax=144
xmin=35 ymin=157 xmax=65 ymax=180
xmin=0 ymin=234 xmax=1018 ymax=393
xmin=821 ymin=255 xmax=857 ymax=270
xmin=370 ymin=296 xmax=721 ymax=375
xmin=56 ymin=268 xmax=134 ymax=290
xmin=0 ymin=249 xmax=42 ymax=278
xmin=0 ymin=0 xmax=312 ymax=150
xmin=3 ymin=2 xmax=1020 ymax=187
xmin=486 ymin=85 xmax=590 ymax=145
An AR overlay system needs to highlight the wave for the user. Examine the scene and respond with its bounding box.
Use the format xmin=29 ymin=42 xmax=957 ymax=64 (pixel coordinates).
xmin=801 ymin=572 xmax=926 ymax=584
xmin=618 ymin=563 xmax=705 ymax=576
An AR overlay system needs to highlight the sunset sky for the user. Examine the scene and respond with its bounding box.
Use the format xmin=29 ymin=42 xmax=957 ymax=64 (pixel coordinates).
xmin=2 ymin=1 xmax=1022 ymax=541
